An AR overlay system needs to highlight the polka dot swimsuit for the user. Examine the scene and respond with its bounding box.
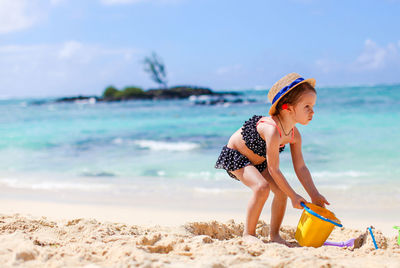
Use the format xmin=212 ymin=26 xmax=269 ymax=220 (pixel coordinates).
xmin=215 ymin=145 xmax=268 ymax=180
xmin=215 ymin=115 xmax=285 ymax=180
xmin=241 ymin=115 xmax=286 ymax=155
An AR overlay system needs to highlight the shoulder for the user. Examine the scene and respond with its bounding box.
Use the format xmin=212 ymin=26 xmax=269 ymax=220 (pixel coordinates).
xmin=257 ymin=117 xmax=280 ymax=142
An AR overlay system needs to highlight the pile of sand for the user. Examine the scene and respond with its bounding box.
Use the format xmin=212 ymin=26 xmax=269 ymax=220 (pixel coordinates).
xmin=0 ymin=214 xmax=399 ymax=267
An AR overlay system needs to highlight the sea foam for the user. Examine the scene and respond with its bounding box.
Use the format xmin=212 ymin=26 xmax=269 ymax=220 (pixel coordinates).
xmin=133 ymin=140 xmax=200 ymax=151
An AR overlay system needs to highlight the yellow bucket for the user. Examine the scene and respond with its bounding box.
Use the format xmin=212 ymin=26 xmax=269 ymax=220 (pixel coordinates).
xmin=295 ymin=203 xmax=342 ymax=247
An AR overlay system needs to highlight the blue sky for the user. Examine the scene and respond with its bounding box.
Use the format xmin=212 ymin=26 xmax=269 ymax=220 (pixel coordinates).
xmin=1 ymin=0 xmax=400 ymax=97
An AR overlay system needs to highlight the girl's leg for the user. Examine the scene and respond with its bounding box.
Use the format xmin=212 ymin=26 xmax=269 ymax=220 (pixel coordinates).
xmin=230 ymin=165 xmax=271 ymax=237
xmin=261 ymin=168 xmax=288 ymax=243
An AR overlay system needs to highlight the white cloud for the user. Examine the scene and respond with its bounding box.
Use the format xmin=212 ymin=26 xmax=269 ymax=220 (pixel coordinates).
xmin=0 ymin=0 xmax=64 ymax=34
xmin=0 ymin=42 xmax=143 ymax=97
xmin=216 ymin=64 xmax=242 ymax=75
xmin=315 ymin=39 xmax=400 ymax=73
xmin=59 ymin=41 xmax=83 ymax=59
xmin=351 ymin=39 xmax=400 ymax=71
xmin=354 ymin=39 xmax=388 ymax=70
xmin=0 ymin=0 xmax=42 ymax=34
xmin=313 ymin=39 xmax=400 ymax=85
xmin=56 ymin=40 xmax=141 ymax=64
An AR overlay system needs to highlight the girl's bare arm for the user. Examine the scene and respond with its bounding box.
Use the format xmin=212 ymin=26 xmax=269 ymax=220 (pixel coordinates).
xmin=290 ymin=128 xmax=330 ymax=207
xmin=261 ymin=126 xmax=306 ymax=209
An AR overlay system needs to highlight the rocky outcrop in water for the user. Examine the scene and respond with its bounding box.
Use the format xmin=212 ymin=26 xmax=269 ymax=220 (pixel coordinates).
xmin=32 ymin=86 xmax=256 ymax=106
xmin=52 ymin=86 xmax=242 ymax=103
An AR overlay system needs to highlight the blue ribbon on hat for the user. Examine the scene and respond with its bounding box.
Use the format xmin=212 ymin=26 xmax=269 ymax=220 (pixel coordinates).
xmin=272 ymin=77 xmax=304 ymax=104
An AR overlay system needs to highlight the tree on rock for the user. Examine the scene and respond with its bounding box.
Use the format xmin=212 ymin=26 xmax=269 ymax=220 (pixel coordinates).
xmin=103 ymin=86 xmax=119 ymax=98
xmin=143 ymin=52 xmax=168 ymax=89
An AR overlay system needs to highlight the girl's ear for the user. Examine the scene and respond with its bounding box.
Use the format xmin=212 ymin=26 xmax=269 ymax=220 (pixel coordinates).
xmin=286 ymin=104 xmax=294 ymax=112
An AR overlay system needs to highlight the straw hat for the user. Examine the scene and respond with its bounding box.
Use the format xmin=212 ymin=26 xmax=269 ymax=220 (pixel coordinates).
xmin=267 ymin=73 xmax=316 ymax=115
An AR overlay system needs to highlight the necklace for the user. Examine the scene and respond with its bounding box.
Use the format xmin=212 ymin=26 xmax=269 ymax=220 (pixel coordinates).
xmin=277 ymin=116 xmax=292 ymax=136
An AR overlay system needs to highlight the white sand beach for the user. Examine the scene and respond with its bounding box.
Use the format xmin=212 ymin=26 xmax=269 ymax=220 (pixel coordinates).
xmin=0 ymin=184 xmax=399 ymax=267
xmin=0 ymin=209 xmax=399 ymax=267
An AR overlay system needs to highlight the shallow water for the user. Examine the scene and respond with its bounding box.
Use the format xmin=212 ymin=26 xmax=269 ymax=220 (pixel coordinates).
xmin=0 ymin=85 xmax=399 ymax=198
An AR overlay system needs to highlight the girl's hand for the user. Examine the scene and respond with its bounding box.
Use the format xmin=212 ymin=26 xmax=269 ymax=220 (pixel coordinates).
xmin=311 ymin=193 xmax=330 ymax=208
xmin=290 ymin=194 xmax=307 ymax=209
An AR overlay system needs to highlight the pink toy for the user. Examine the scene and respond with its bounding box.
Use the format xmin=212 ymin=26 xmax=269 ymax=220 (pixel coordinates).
xmin=323 ymin=239 xmax=355 ymax=247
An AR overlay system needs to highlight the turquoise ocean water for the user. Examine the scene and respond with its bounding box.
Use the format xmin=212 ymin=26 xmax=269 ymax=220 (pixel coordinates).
xmin=0 ymin=85 xmax=400 ymax=203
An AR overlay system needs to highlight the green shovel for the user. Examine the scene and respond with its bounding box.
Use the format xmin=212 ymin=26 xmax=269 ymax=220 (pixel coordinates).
xmin=394 ymin=226 xmax=400 ymax=246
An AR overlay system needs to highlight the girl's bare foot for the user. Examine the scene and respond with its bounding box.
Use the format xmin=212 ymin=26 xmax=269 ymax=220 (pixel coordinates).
xmin=270 ymin=235 xmax=290 ymax=246
xmin=243 ymin=234 xmax=264 ymax=244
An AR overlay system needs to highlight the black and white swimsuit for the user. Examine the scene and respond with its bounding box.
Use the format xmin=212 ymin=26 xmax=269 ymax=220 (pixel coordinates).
xmin=215 ymin=115 xmax=287 ymax=180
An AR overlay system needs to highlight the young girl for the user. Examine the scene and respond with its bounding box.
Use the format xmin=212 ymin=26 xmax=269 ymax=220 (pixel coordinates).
xmin=215 ymin=73 xmax=329 ymax=244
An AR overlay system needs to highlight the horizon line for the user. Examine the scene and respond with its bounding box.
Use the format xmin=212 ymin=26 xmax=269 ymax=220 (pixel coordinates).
xmin=2 ymin=82 xmax=400 ymax=99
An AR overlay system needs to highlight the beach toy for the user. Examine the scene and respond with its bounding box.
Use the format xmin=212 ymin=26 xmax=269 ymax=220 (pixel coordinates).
xmin=394 ymin=226 xmax=400 ymax=246
xmin=324 ymin=231 xmax=367 ymax=248
xmin=324 ymin=233 xmax=366 ymax=249
xmin=295 ymin=202 xmax=342 ymax=247
xmin=368 ymin=227 xmax=378 ymax=249
xmin=323 ymin=238 xmax=356 ymax=247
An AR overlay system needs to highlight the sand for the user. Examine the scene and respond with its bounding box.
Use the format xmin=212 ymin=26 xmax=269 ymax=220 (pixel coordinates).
xmin=0 ymin=182 xmax=399 ymax=267
xmin=0 ymin=212 xmax=399 ymax=267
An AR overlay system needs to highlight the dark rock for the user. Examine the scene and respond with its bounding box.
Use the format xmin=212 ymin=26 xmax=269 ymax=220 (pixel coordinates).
xmin=31 ymin=86 xmax=242 ymax=105
xmin=55 ymin=96 xmax=100 ymax=103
